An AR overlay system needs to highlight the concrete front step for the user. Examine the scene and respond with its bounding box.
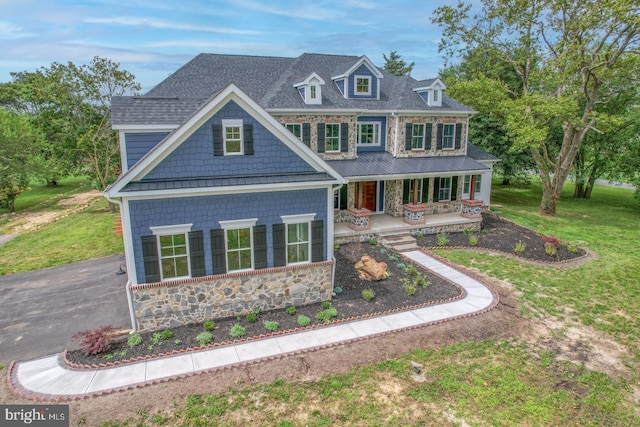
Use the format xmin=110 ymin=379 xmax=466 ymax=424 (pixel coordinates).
xmin=380 ymin=233 xmax=419 ymax=252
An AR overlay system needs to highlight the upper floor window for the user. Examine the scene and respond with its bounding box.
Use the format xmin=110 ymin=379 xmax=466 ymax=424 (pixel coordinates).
xmin=433 ymin=89 xmax=439 ymax=103
xmin=286 ymin=123 xmax=302 ymax=140
xmin=442 ymin=124 xmax=455 ymax=150
xmin=411 ymin=124 xmax=425 ymax=150
xmin=357 ymin=122 xmax=381 ymax=146
xmin=223 ymin=119 xmax=243 ymax=155
xmin=355 ymin=76 xmax=371 ymax=95
xmin=325 ymin=123 xmax=341 ymax=152
xmin=310 ymin=85 xmax=317 ymax=100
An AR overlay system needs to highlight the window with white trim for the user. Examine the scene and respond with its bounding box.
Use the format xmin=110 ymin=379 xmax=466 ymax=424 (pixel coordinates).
xmin=403 ymin=178 xmax=429 ymax=204
xmin=442 ymin=123 xmax=455 ymax=149
xmin=325 ymin=123 xmax=341 ymax=152
xmin=150 ymin=224 xmax=193 ymax=281
xmin=357 ymin=122 xmax=381 ymax=146
xmin=439 ymin=177 xmax=452 ymax=201
xmin=286 ymin=123 xmax=302 ymax=140
xmin=223 ymin=119 xmax=243 ymax=155
xmin=463 ymin=174 xmax=482 ymax=194
xmin=281 ymin=214 xmax=315 ymax=265
xmin=433 ymin=89 xmax=439 ymax=102
xmin=411 ymin=124 xmax=425 ymax=150
xmin=219 ymin=219 xmax=257 ymax=272
xmin=310 ymin=85 xmax=317 ymax=100
xmin=355 ymin=76 xmax=371 ymax=95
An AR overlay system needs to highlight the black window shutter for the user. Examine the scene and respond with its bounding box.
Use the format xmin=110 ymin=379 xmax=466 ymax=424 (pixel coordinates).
xmin=273 ymin=223 xmax=286 ymax=267
xmin=405 ymin=123 xmax=413 ymax=151
xmin=189 ymin=230 xmax=206 ymax=277
xmin=243 ymin=123 xmax=254 ymax=155
xmin=451 ymin=176 xmax=459 ymax=201
xmin=436 ymin=124 xmax=443 ymax=150
xmin=317 ymin=123 xmax=325 ymax=153
xmin=455 ymin=123 xmax=462 ymax=149
xmin=339 ymin=185 xmax=348 ymax=209
xmin=212 ymin=124 xmax=223 ymax=156
xmin=210 ymin=229 xmax=226 ymax=275
xmin=425 ymin=123 xmax=433 ymax=150
xmin=141 ymin=235 xmax=161 ymax=283
xmin=402 ymin=179 xmax=411 ymax=204
xmin=340 ymin=123 xmax=349 ymax=152
xmin=253 ymin=224 xmax=267 ymax=269
xmin=421 ymin=178 xmax=430 ymax=203
xmin=302 ymin=123 xmax=311 ymax=147
xmin=311 ymin=220 xmax=324 ymax=262
xmin=433 ymin=177 xmax=440 ymax=202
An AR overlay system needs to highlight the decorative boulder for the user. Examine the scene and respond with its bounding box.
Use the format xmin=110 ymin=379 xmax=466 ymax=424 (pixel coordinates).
xmin=355 ymin=255 xmax=388 ymax=281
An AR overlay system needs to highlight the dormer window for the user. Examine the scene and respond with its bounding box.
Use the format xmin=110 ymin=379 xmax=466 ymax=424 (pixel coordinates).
xmin=433 ymin=89 xmax=439 ymax=103
xmin=294 ymin=72 xmax=325 ymax=105
xmin=413 ymin=78 xmax=446 ymax=107
xmin=355 ymin=76 xmax=371 ymax=95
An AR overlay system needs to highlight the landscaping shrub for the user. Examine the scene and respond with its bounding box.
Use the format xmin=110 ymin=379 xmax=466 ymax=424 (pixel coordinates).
xmin=297 ymin=315 xmax=311 ymax=327
xmin=230 ymin=324 xmax=246 ymax=339
xmin=436 ymin=233 xmax=449 ymax=246
xmin=196 ymin=332 xmax=213 ymax=346
xmin=514 ymin=240 xmax=526 ymax=254
xmin=203 ymin=320 xmax=216 ymax=331
xmin=316 ymin=307 xmax=338 ymax=323
xmin=361 ymin=288 xmax=376 ymax=301
xmin=286 ymin=306 xmax=297 ymax=315
xmin=127 ymin=332 xmax=142 ymax=348
xmin=263 ymin=320 xmax=279 ymax=332
xmin=73 ymin=325 xmax=116 ymax=356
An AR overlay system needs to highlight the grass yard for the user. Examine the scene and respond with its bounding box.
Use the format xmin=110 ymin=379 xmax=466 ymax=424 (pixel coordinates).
xmin=0 ymin=176 xmax=92 ymax=217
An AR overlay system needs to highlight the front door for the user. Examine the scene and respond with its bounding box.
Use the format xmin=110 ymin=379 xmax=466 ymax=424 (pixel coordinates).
xmin=362 ymin=181 xmax=376 ymax=211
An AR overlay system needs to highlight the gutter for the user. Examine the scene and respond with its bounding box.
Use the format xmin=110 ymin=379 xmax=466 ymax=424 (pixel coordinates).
xmin=105 ymin=194 xmax=138 ymax=333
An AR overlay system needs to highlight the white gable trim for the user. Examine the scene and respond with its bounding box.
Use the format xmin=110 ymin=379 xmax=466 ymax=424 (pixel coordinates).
xmin=293 ymin=72 xmax=326 ymax=87
xmin=331 ymin=55 xmax=384 ymax=80
xmin=413 ymin=78 xmax=447 ymax=92
xmin=105 ymin=83 xmax=345 ymax=197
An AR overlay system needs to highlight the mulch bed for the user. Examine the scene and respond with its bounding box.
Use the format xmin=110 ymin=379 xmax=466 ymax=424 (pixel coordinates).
xmin=65 ymin=213 xmax=587 ymax=367
xmin=65 ymin=242 xmax=462 ymax=367
xmin=417 ymin=212 xmax=586 ymax=262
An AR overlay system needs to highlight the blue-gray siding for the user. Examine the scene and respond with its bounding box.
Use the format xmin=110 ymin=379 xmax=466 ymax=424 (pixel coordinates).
xmin=125 ymin=132 xmax=170 ymax=169
xmin=128 ymin=189 xmax=329 ymax=283
xmin=143 ymin=100 xmax=315 ymax=181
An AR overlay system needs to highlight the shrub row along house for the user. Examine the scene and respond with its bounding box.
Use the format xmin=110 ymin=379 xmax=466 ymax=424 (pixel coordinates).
xmin=105 ymin=53 xmax=499 ymax=330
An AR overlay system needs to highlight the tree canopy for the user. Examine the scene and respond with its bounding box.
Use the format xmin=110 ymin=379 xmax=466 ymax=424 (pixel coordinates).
xmin=383 ymin=51 xmax=415 ymax=76
xmin=433 ymin=0 xmax=640 ymax=215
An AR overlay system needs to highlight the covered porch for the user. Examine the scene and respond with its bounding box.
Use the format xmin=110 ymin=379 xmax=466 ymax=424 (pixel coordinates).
xmin=334 ymin=212 xmax=482 ymax=243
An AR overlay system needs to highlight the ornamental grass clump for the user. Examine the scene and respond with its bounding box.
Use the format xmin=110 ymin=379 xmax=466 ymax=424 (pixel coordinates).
xmin=436 ymin=233 xmax=449 ymax=246
xmin=542 ymin=235 xmax=560 ymax=257
xmin=514 ymin=240 xmax=526 ymax=255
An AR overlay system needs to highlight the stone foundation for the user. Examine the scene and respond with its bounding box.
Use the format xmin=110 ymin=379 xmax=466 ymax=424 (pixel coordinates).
xmin=461 ymin=199 xmax=484 ymax=218
xmin=403 ymin=203 xmax=426 ymax=224
xmin=130 ymin=261 xmax=334 ymax=331
xmin=348 ymin=208 xmax=372 ymax=231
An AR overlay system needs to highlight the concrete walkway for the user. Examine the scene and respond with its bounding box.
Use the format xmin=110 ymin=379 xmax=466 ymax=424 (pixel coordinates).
xmin=8 ymin=250 xmax=498 ymax=401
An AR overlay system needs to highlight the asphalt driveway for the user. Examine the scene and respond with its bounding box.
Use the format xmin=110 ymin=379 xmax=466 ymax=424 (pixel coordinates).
xmin=0 ymin=255 xmax=130 ymax=364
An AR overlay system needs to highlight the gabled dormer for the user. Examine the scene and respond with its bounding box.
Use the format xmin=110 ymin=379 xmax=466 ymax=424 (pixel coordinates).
xmin=294 ymin=72 xmax=325 ymax=105
xmin=332 ymin=56 xmax=383 ymax=100
xmin=413 ymin=78 xmax=446 ymax=107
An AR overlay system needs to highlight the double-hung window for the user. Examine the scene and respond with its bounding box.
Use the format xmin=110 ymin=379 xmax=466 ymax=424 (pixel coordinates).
xmin=438 ymin=177 xmax=452 ymax=201
xmin=411 ymin=124 xmax=425 ymax=150
xmin=219 ymin=219 xmax=256 ymax=272
xmin=150 ymin=224 xmax=193 ymax=281
xmin=464 ymin=174 xmax=483 ymax=194
xmin=223 ymin=119 xmax=243 ymax=155
xmin=357 ymin=122 xmax=381 ymax=146
xmin=281 ymin=214 xmax=315 ymax=265
xmin=355 ymin=76 xmax=371 ymax=95
xmin=286 ymin=123 xmax=302 ymax=140
xmin=403 ymin=178 xmax=429 ymax=204
xmin=325 ymin=123 xmax=341 ymax=152
xmin=442 ymin=124 xmax=455 ymax=149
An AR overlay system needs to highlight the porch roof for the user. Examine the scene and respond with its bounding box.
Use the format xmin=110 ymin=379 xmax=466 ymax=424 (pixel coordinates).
xmin=326 ymin=151 xmax=490 ymax=181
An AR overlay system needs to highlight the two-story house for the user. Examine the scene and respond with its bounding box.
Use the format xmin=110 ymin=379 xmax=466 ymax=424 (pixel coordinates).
xmin=105 ymin=53 xmax=499 ymax=331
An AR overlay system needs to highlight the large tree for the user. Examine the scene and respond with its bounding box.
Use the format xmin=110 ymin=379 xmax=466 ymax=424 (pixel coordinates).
xmin=0 ymin=109 xmax=44 ymax=212
xmin=433 ymin=0 xmax=640 ymax=215
xmin=382 ymin=51 xmax=415 ymax=76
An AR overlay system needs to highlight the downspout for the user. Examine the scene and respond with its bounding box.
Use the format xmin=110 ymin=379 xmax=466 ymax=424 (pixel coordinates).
xmin=105 ymin=195 xmax=138 ymax=333
xmin=391 ymin=112 xmax=399 ymax=157
xmin=331 ymin=184 xmax=344 ymax=296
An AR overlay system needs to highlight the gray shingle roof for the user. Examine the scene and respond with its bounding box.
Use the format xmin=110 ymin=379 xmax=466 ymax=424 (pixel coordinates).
xmin=467 ymin=142 xmax=501 ymax=162
xmin=326 ymin=152 xmax=489 ymax=179
xmin=112 ymin=53 xmax=475 ymax=126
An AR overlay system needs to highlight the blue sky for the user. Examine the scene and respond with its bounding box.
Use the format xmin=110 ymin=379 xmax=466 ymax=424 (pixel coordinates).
xmin=0 ymin=0 xmax=462 ymax=92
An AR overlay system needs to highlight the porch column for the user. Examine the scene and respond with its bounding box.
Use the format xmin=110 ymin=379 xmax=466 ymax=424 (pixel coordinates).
xmin=469 ymin=175 xmax=476 ymax=201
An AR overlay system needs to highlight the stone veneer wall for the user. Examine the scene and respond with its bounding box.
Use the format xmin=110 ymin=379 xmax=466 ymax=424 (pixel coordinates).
xmin=272 ymin=114 xmax=357 ymax=160
xmin=130 ymin=261 xmax=334 ymax=331
xmin=394 ymin=115 xmax=467 ymax=158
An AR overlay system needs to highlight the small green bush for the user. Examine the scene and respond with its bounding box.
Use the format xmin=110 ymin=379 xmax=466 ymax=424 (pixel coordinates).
xmin=368 ymin=238 xmax=377 ymax=245
xmin=333 ymin=286 xmax=343 ymax=294
xmin=396 ymin=263 xmax=406 ymax=271
xmin=514 ymin=240 xmax=526 ymax=254
xmin=414 ymin=274 xmax=430 ymax=288
xmin=404 ymin=282 xmax=417 ymax=296
xmin=297 ymin=315 xmax=311 ymax=327
xmin=316 ymin=307 xmax=338 ymax=323
xmin=544 ymin=242 xmax=557 ymax=257
xmin=264 ymin=320 xmax=279 ymax=332
xmin=196 ymin=332 xmax=213 ymax=346
xmin=159 ymin=329 xmax=173 ymax=340
xmin=203 ymin=320 xmax=216 ymax=331
xmin=321 ymin=300 xmax=332 ymax=310
xmin=286 ymin=306 xmax=297 ymax=315
xmin=246 ymin=312 xmax=258 ymax=323
xmin=567 ymin=244 xmax=579 ymax=254
xmin=174 ymin=339 xmax=182 ymax=345
xmin=127 ymin=332 xmax=142 ymax=348
xmin=230 ymin=324 xmax=246 ymax=339
xmin=389 ymin=255 xmax=398 ymax=262
xmin=468 ymin=234 xmax=479 ymax=246
xmin=405 ymin=264 xmax=418 ymax=277
xmin=361 ymin=288 xmax=376 ymax=301
xmin=436 ymin=233 xmax=449 ymax=246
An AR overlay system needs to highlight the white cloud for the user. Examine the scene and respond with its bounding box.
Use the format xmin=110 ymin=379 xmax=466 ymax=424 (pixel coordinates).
xmin=84 ymin=16 xmax=263 ymax=35
xmin=0 ymin=20 xmax=34 ymax=39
